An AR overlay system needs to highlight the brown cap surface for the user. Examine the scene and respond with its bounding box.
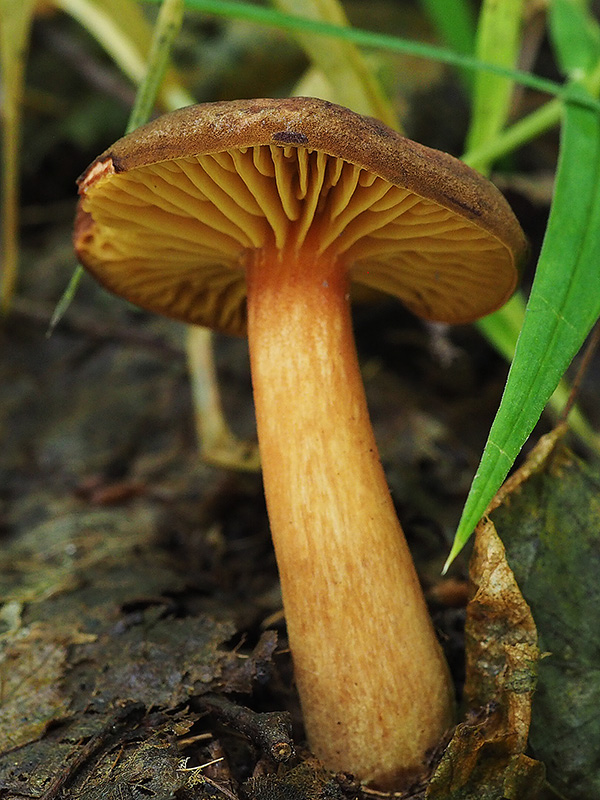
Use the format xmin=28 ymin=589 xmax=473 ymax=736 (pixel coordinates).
xmin=75 ymin=97 xmax=527 ymax=336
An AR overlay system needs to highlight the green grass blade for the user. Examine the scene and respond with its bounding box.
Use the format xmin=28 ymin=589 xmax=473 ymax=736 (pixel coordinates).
xmin=462 ymin=54 xmax=600 ymax=170
xmin=464 ymin=0 xmax=598 ymax=475
xmin=550 ymin=0 xmax=600 ymax=78
xmin=477 ymin=295 xmax=600 ymax=448
xmin=48 ymin=266 xmax=86 ymax=335
xmin=466 ymin=0 xmax=524 ymax=159
xmin=418 ymin=0 xmax=475 ymax=57
xmin=127 ymin=0 xmax=185 ymax=132
xmin=446 ymin=89 xmax=600 ymax=570
xmin=462 ymin=0 xmax=525 ymax=392
xmin=463 ymin=97 xmax=563 ymax=170
xmin=50 ymin=0 xmax=190 ymax=331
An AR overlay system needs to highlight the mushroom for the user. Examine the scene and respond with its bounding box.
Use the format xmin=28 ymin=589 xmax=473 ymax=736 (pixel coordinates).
xmin=73 ymin=97 xmax=527 ymax=789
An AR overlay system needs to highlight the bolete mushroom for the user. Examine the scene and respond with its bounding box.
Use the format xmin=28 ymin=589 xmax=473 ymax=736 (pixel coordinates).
xmin=74 ymin=97 xmax=527 ymax=789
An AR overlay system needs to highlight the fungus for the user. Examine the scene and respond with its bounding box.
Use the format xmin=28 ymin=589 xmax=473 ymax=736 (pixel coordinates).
xmin=74 ymin=97 xmax=527 ymax=789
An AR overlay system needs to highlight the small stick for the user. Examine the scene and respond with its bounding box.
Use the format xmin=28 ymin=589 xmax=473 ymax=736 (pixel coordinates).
xmin=197 ymin=694 xmax=295 ymax=763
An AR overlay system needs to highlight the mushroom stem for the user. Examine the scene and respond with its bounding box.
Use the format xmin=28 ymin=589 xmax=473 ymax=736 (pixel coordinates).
xmin=246 ymin=244 xmax=454 ymax=789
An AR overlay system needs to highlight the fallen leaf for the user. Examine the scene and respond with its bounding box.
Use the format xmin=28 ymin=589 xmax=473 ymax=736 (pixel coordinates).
xmin=0 ymin=624 xmax=72 ymax=752
xmin=492 ymin=447 xmax=600 ymax=800
xmin=427 ymin=519 xmax=544 ymax=800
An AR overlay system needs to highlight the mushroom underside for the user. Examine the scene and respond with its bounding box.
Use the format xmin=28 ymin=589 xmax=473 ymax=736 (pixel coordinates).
xmin=75 ymin=144 xmax=517 ymax=335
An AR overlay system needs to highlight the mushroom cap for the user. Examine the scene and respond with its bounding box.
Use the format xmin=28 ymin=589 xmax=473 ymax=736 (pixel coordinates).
xmin=74 ymin=97 xmax=527 ymax=336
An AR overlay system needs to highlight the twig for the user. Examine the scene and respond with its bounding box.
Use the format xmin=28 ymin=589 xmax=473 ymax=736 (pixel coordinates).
xmin=197 ymin=694 xmax=295 ymax=763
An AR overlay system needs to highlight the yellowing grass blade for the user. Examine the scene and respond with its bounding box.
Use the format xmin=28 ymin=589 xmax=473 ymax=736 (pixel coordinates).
xmin=0 ymin=0 xmax=37 ymax=310
xmin=270 ymin=0 xmax=398 ymax=128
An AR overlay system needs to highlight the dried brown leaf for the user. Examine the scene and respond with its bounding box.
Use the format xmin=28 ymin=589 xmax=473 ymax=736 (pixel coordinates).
xmin=427 ymin=519 xmax=544 ymax=800
xmin=0 ymin=623 xmax=72 ymax=753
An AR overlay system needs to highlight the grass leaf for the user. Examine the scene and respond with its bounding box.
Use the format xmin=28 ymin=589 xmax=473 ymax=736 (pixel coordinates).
xmin=127 ymin=0 xmax=185 ymax=132
xmin=418 ymin=0 xmax=475 ymax=58
xmin=466 ymin=0 xmax=524 ymax=158
xmin=477 ymin=294 xmax=599 ymax=447
xmin=550 ymin=0 xmax=600 ymax=79
xmin=0 ymin=0 xmax=37 ymax=310
xmin=446 ymin=88 xmax=600 ymax=569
